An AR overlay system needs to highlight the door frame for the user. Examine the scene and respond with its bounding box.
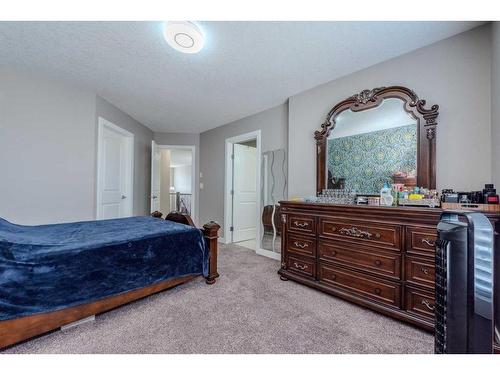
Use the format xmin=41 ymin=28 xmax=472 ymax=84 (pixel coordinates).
xmin=157 ymin=144 xmax=196 ymax=224
xmin=96 ymin=117 xmax=134 ymax=220
xmin=224 ymin=130 xmax=274 ymax=258
xmin=150 ymin=140 xmax=162 ymax=213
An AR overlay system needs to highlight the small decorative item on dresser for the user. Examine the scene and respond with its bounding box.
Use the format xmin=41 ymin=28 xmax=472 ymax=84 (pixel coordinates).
xmin=317 ymin=189 xmax=356 ymax=205
xmin=483 ymin=184 xmax=499 ymax=204
xmin=441 ymin=189 xmax=459 ymax=203
xmin=399 ymin=198 xmax=440 ymax=208
xmin=356 ymin=196 xmax=368 ymax=205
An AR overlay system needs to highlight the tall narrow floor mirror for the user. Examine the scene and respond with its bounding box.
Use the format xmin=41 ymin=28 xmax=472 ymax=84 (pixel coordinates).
xmin=261 ymin=149 xmax=287 ymax=254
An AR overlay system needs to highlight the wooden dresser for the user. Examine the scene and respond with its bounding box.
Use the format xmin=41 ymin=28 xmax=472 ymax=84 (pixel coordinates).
xmin=278 ymin=201 xmax=500 ymax=333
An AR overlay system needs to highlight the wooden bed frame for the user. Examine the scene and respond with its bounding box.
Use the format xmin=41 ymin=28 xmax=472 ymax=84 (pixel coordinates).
xmin=0 ymin=212 xmax=220 ymax=350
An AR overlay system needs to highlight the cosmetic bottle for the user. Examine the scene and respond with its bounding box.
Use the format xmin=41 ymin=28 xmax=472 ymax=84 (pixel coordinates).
xmin=380 ymin=182 xmax=394 ymax=206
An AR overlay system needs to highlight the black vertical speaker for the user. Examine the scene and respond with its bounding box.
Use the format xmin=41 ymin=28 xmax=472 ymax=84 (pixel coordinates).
xmin=435 ymin=211 xmax=494 ymax=354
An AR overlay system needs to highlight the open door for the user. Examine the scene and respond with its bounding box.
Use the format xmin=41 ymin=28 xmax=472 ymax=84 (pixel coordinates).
xmin=151 ymin=140 xmax=161 ymax=213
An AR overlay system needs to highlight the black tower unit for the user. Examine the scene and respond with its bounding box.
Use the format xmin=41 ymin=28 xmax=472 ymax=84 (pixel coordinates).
xmin=435 ymin=211 xmax=494 ymax=353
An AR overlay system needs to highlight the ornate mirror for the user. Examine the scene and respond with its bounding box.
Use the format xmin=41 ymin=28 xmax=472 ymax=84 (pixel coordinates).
xmin=315 ymin=86 xmax=439 ymax=195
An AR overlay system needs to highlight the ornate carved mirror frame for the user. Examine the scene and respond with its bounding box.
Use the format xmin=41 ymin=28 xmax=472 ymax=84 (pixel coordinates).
xmin=315 ymin=86 xmax=439 ymax=195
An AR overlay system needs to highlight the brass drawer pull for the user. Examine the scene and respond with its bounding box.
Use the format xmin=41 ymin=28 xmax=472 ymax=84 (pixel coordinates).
xmin=421 ymin=299 xmax=435 ymax=311
xmin=293 ymin=241 xmax=309 ymax=249
xmin=421 ymin=238 xmax=436 ymax=247
xmin=330 ymin=250 xmax=337 ymax=256
xmin=374 ymin=288 xmax=381 ymax=295
xmin=293 ymin=221 xmax=309 ymax=228
xmin=293 ymin=262 xmax=308 ymax=270
xmin=339 ymin=226 xmax=380 ymax=239
xmin=374 ymin=260 xmax=382 ymax=266
xmin=420 ymin=266 xmax=430 ymax=275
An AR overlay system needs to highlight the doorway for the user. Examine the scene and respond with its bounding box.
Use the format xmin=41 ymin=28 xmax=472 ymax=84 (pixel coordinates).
xmin=224 ymin=130 xmax=261 ymax=253
xmin=96 ymin=117 xmax=134 ymax=220
xmin=151 ymin=143 xmax=195 ymax=220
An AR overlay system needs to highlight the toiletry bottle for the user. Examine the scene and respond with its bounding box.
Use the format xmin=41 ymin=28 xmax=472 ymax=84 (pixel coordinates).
xmin=391 ymin=184 xmax=398 ymax=206
xmin=380 ymin=182 xmax=394 ymax=207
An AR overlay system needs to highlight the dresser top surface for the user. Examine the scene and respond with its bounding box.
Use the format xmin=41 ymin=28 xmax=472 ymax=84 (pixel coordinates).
xmin=280 ymin=200 xmax=441 ymax=212
xmin=279 ymin=201 xmax=500 ymax=221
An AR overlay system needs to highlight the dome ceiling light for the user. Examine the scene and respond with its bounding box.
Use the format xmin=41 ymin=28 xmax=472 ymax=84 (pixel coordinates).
xmin=163 ymin=21 xmax=204 ymax=54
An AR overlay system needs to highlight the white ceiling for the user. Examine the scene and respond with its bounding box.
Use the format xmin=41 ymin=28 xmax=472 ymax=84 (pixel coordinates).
xmin=0 ymin=21 xmax=483 ymax=133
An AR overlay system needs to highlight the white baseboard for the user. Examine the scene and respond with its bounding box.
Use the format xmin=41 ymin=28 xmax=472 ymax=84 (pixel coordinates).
xmin=221 ymin=238 xmax=280 ymax=260
xmin=256 ymin=248 xmax=281 ymax=261
xmin=61 ymin=315 xmax=95 ymax=331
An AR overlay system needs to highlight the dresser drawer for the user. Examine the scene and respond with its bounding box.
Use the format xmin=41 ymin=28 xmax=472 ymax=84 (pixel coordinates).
xmin=319 ymin=217 xmax=401 ymax=251
xmin=405 ymin=256 xmax=435 ymax=289
xmin=406 ymin=226 xmax=437 ymax=257
xmin=318 ymin=263 xmax=401 ymax=307
xmin=318 ymin=240 xmax=401 ymax=280
xmin=287 ymin=214 xmax=316 ymax=236
xmin=405 ymin=286 xmax=435 ymax=321
xmin=287 ymin=255 xmax=316 ymax=278
xmin=287 ymin=233 xmax=316 ymax=258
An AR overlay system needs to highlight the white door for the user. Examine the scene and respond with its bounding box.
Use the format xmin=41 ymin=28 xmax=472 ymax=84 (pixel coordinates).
xmin=97 ymin=119 xmax=134 ymax=220
xmin=151 ymin=140 xmax=161 ymax=212
xmin=232 ymin=143 xmax=257 ymax=242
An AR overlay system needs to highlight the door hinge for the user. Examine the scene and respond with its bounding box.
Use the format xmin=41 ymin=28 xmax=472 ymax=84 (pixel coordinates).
xmin=230 ymin=226 xmax=234 ymax=232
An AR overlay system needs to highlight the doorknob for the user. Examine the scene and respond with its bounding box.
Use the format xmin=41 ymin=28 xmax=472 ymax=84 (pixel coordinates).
xmin=151 ymin=195 xmax=158 ymax=199
xmin=121 ymin=195 xmax=127 ymax=200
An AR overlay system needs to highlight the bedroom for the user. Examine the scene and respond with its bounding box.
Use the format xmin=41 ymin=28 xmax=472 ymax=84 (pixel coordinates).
xmin=1 ymin=0 xmax=500 ymax=373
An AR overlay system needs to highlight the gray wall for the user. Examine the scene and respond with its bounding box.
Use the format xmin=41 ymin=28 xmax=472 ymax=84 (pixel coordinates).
xmin=289 ymin=25 xmax=492 ymax=197
xmin=0 ymin=67 xmax=153 ymax=224
xmin=96 ymin=96 xmax=153 ymax=217
xmin=199 ymin=102 xmax=288 ymax=237
xmin=153 ymin=132 xmax=200 ymax=224
xmin=0 ymin=67 xmax=97 ymax=224
xmin=492 ymin=22 xmax=500 ymax=188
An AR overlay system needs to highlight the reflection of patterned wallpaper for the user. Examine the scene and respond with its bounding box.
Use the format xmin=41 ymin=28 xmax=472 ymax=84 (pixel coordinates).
xmin=327 ymin=124 xmax=417 ymax=194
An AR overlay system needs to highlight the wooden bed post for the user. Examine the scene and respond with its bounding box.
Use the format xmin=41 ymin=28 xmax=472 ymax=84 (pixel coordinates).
xmin=162 ymin=212 xmax=220 ymax=284
xmin=203 ymin=221 xmax=220 ymax=284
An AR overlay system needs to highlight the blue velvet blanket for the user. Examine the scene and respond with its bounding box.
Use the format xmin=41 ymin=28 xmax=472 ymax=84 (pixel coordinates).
xmin=0 ymin=216 xmax=208 ymax=320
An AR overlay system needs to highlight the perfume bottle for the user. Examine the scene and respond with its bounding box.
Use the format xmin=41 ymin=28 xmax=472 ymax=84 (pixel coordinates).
xmin=380 ymin=182 xmax=394 ymax=206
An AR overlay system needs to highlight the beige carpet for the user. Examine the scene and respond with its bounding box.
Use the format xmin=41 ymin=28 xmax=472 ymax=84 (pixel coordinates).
xmin=4 ymin=243 xmax=433 ymax=354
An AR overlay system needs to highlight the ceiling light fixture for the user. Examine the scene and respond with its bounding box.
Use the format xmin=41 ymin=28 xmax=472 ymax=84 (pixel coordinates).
xmin=163 ymin=21 xmax=204 ymax=54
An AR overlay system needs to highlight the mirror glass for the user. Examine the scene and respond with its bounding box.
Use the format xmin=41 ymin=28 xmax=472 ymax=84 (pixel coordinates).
xmin=261 ymin=149 xmax=287 ymax=254
xmin=326 ymin=98 xmax=418 ymax=195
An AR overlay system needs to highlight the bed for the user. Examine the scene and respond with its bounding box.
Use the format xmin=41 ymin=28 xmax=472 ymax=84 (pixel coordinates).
xmin=0 ymin=212 xmax=219 ymax=349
